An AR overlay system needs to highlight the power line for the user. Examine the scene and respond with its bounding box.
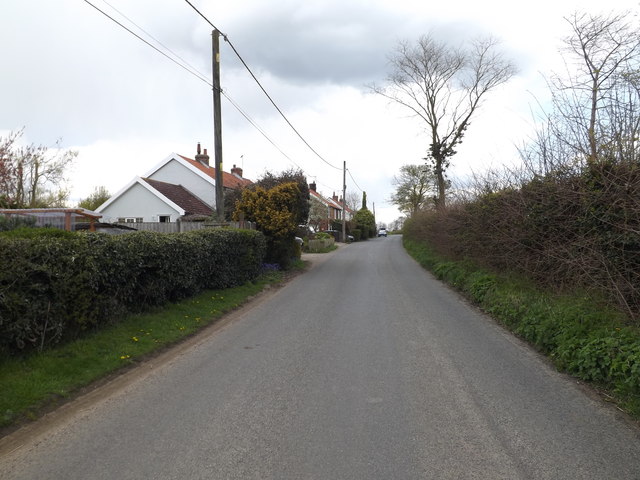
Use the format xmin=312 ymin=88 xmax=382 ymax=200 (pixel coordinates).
xmin=83 ymin=0 xmax=349 ymax=192
xmin=100 ymin=0 xmax=212 ymax=81
xmin=83 ymin=1 xmax=310 ymax=176
xmin=83 ymin=0 xmax=210 ymax=85
xmin=347 ymin=168 xmax=364 ymax=192
xmin=220 ymin=90 xmax=306 ymax=172
xmin=182 ymin=0 xmax=342 ymax=171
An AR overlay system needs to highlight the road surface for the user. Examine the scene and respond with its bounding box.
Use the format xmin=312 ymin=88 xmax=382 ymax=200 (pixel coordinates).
xmin=1 ymin=235 xmax=640 ymax=479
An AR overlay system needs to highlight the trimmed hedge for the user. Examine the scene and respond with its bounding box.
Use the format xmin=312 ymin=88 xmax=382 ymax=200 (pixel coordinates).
xmin=0 ymin=229 xmax=265 ymax=354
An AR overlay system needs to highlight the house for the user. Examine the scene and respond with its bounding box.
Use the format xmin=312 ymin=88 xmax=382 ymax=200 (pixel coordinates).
xmin=97 ymin=144 xmax=251 ymax=224
xmin=308 ymin=182 xmax=352 ymax=231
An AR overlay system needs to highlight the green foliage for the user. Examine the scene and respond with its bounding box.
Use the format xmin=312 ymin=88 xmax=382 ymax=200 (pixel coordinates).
xmin=225 ymin=168 xmax=310 ymax=223
xmin=234 ymin=182 xmax=302 ymax=268
xmin=403 ymin=236 xmax=640 ymax=416
xmin=316 ymin=232 xmax=332 ymax=240
xmin=353 ymin=208 xmax=376 ymax=240
xmin=0 ymin=229 xmax=266 ymax=355
xmin=77 ymin=186 xmax=110 ymax=211
xmin=253 ymin=169 xmax=310 ymax=224
xmin=405 ymin=158 xmax=640 ymax=318
xmin=390 ymin=163 xmax=437 ymax=216
xmin=0 ymin=226 xmax=74 ymax=238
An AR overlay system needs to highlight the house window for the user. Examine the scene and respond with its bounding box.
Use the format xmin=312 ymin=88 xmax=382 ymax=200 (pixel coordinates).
xmin=123 ymin=217 xmax=143 ymax=223
xmin=159 ymin=215 xmax=170 ymax=223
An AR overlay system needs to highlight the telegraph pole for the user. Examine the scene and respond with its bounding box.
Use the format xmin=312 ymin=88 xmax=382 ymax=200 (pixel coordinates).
xmin=342 ymin=161 xmax=347 ymax=242
xmin=212 ymin=29 xmax=224 ymax=219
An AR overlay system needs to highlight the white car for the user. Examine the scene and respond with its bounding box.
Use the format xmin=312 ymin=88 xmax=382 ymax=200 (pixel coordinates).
xmin=378 ymin=228 xmax=387 ymax=237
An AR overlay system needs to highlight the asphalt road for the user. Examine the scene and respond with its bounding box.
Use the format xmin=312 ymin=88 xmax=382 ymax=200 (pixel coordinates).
xmin=2 ymin=235 xmax=640 ymax=479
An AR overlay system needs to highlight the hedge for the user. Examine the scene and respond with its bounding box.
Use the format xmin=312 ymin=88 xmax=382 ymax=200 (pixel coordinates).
xmin=0 ymin=229 xmax=266 ymax=355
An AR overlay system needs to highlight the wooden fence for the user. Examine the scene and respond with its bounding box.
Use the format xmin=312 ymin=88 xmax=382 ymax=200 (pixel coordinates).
xmin=115 ymin=221 xmax=255 ymax=234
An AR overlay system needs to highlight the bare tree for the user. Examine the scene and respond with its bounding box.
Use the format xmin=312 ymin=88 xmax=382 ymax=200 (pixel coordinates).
xmin=372 ymin=33 xmax=517 ymax=207
xmin=549 ymin=11 xmax=640 ymax=166
xmin=390 ymin=163 xmax=437 ymax=217
xmin=344 ymin=191 xmax=360 ymax=214
xmin=0 ymin=129 xmax=76 ymax=208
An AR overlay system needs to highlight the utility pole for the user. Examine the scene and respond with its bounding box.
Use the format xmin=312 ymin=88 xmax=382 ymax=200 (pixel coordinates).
xmin=212 ymin=29 xmax=224 ymax=219
xmin=342 ymin=161 xmax=346 ymax=243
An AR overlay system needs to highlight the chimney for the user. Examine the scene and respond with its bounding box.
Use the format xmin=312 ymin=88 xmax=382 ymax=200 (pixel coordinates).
xmin=231 ymin=164 xmax=243 ymax=178
xmin=309 ymin=182 xmax=316 ymax=192
xmin=332 ymin=192 xmax=339 ymax=202
xmin=195 ymin=142 xmax=210 ymax=166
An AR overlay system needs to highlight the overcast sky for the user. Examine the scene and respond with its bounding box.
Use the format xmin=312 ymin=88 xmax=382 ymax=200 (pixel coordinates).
xmin=2 ymin=0 xmax=638 ymax=224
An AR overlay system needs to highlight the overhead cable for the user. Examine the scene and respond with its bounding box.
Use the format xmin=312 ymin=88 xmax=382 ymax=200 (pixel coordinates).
xmin=182 ymin=0 xmax=342 ymax=171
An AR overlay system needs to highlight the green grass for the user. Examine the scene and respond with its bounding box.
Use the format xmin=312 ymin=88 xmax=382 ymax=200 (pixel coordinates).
xmin=0 ymin=271 xmax=284 ymax=430
xmin=403 ymin=236 xmax=640 ymax=419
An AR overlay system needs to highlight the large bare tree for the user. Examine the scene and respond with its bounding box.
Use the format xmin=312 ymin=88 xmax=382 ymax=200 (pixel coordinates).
xmin=549 ymin=11 xmax=640 ymax=166
xmin=372 ymin=33 xmax=517 ymax=207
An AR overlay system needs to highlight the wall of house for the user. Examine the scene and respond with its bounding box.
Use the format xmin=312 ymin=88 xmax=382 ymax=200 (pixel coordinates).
xmin=149 ymin=159 xmax=215 ymax=207
xmin=99 ymin=183 xmax=181 ymax=223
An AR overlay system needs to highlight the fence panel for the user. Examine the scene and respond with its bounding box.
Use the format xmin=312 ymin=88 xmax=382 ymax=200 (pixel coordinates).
xmin=115 ymin=221 xmax=254 ymax=233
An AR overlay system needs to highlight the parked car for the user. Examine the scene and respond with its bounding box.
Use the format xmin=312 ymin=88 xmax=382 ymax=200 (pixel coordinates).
xmin=378 ymin=227 xmax=387 ymax=237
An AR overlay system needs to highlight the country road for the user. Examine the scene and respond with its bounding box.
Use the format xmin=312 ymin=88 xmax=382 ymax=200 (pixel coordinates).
xmin=2 ymin=235 xmax=640 ymax=479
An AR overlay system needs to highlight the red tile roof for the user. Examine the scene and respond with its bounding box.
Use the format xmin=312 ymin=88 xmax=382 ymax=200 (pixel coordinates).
xmin=142 ymin=178 xmax=213 ymax=216
xmin=178 ymin=155 xmax=252 ymax=190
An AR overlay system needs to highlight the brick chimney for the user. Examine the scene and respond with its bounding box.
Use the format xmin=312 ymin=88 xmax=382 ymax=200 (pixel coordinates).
xmin=332 ymin=192 xmax=339 ymax=202
xmin=231 ymin=164 xmax=243 ymax=178
xmin=309 ymin=182 xmax=317 ymax=192
xmin=195 ymin=142 xmax=210 ymax=166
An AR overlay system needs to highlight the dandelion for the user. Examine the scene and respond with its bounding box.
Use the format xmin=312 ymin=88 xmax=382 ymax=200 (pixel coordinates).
xmin=132 ymin=336 xmax=139 ymax=342
xmin=120 ymin=355 xmax=130 ymax=360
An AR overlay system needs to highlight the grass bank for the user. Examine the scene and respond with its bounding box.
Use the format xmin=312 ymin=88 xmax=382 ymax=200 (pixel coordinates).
xmin=403 ymin=237 xmax=640 ymax=419
xmin=0 ymin=270 xmax=286 ymax=431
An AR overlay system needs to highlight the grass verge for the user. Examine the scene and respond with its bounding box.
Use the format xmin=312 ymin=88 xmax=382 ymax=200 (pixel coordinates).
xmin=403 ymin=237 xmax=640 ymax=420
xmin=0 ymin=270 xmax=286 ymax=431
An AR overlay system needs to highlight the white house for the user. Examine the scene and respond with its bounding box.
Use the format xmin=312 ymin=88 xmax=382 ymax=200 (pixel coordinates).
xmin=96 ymin=145 xmax=251 ymax=223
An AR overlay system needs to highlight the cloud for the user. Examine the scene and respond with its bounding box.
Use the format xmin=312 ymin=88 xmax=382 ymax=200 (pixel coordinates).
xmin=218 ymin=0 xmax=418 ymax=86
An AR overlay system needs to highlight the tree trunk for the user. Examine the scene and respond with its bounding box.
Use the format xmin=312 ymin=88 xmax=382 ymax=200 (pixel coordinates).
xmin=434 ymin=157 xmax=446 ymax=208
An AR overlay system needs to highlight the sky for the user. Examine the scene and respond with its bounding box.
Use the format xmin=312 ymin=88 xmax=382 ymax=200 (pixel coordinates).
xmin=1 ymin=0 xmax=638 ymax=224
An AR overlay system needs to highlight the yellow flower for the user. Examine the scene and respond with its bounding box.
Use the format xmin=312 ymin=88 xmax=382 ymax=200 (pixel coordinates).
xmin=132 ymin=336 xmax=139 ymax=342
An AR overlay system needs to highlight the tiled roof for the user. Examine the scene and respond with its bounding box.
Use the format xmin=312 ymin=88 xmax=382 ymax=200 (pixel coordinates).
xmin=178 ymin=155 xmax=253 ymax=190
xmin=142 ymin=178 xmax=213 ymax=216
xmin=310 ymin=189 xmax=343 ymax=210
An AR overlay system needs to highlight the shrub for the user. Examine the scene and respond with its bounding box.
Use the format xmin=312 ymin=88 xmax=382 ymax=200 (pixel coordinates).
xmin=233 ymin=182 xmax=301 ymax=269
xmin=0 ymin=229 xmax=265 ymax=355
xmin=353 ymin=209 xmax=375 ymax=240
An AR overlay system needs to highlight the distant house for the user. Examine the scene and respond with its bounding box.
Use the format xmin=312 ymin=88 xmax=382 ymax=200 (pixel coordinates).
xmin=97 ymin=144 xmax=251 ymax=224
xmin=308 ymin=182 xmax=352 ymax=231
